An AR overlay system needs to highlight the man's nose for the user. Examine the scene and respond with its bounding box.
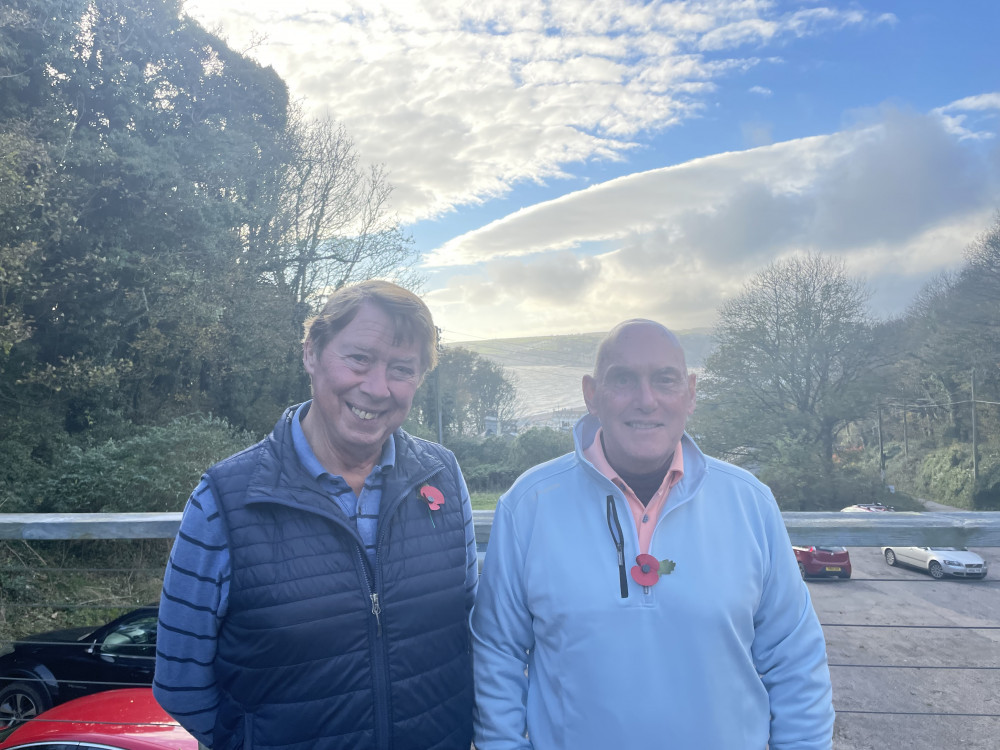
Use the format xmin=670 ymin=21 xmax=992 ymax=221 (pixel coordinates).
xmin=635 ymin=377 xmax=657 ymax=409
xmin=360 ymin=365 xmax=391 ymax=399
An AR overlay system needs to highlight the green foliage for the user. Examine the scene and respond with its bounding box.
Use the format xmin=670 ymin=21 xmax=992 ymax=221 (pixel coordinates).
xmin=700 ymin=254 xmax=877 ymax=469
xmin=696 ymin=254 xmax=884 ymax=510
xmin=880 ymin=442 xmax=1000 ymax=510
xmin=448 ymin=427 xmax=573 ymax=493
xmin=411 ymin=348 xmax=518 ymax=438
xmin=0 ymin=0 xmax=420 ymax=519
xmin=973 ymin=455 xmax=1000 ymax=510
xmin=917 ymin=446 xmax=975 ymax=507
xmin=509 ymin=427 xmax=574 ymax=468
xmin=447 ymin=434 xmax=512 ymax=467
xmin=756 ymin=438 xmax=887 ymax=511
xmin=461 ymin=464 xmax=523 ymax=494
xmin=18 ymin=415 xmax=255 ymax=513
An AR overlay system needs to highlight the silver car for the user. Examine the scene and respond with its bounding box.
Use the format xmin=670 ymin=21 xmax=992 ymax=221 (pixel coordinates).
xmin=882 ymin=546 xmax=988 ymax=579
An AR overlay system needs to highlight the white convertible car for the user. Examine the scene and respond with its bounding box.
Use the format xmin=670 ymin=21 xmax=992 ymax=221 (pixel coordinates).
xmin=882 ymin=546 xmax=988 ymax=579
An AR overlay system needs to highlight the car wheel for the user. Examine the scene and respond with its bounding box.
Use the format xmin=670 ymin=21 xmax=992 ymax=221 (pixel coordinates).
xmin=798 ymin=562 xmax=807 ymax=580
xmin=0 ymin=681 xmax=50 ymax=731
xmin=884 ymin=549 xmax=897 ymax=567
xmin=928 ymin=561 xmax=945 ymax=579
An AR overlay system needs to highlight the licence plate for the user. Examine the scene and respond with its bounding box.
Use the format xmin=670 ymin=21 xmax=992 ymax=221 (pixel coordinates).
xmin=825 ymin=566 xmax=841 ymax=572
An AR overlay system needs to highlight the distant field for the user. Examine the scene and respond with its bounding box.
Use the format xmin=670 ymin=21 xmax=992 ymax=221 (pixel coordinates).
xmin=470 ymin=492 xmax=501 ymax=510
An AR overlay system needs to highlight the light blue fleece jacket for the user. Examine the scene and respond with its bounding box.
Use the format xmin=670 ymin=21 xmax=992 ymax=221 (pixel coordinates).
xmin=471 ymin=414 xmax=834 ymax=750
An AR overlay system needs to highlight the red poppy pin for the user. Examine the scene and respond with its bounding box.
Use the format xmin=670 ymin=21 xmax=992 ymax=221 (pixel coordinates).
xmin=419 ymin=484 xmax=445 ymax=526
xmin=630 ymin=553 xmax=676 ymax=593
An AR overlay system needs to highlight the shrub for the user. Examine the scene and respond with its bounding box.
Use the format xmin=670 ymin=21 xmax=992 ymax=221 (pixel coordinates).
xmin=972 ymin=450 xmax=1000 ymax=510
xmin=916 ymin=445 xmax=975 ymax=509
xmin=21 ymin=415 xmax=256 ymax=513
xmin=509 ymin=428 xmax=574 ymax=469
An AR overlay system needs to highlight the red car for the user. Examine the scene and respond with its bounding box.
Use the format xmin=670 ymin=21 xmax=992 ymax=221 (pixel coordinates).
xmin=0 ymin=688 xmax=196 ymax=750
xmin=793 ymin=545 xmax=852 ymax=579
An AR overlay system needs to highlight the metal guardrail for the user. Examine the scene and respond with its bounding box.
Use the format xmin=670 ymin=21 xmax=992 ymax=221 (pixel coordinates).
xmin=1 ymin=510 xmax=999 ymax=547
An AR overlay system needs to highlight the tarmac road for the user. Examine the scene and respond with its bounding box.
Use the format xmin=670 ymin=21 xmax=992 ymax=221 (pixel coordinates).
xmin=807 ymin=544 xmax=999 ymax=749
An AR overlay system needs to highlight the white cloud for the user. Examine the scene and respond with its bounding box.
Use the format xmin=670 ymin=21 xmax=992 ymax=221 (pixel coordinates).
xmin=933 ymin=93 xmax=1000 ymax=140
xmin=423 ymin=106 xmax=1000 ymax=338
xmin=177 ymin=1 xmax=991 ymax=340
xmin=183 ymin=0 xmax=888 ymax=222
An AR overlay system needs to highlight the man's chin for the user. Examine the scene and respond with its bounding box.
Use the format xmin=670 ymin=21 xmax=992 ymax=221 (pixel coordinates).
xmin=620 ymin=441 xmax=674 ymax=466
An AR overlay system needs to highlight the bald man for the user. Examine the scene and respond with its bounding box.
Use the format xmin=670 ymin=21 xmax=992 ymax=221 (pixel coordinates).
xmin=471 ymin=319 xmax=834 ymax=750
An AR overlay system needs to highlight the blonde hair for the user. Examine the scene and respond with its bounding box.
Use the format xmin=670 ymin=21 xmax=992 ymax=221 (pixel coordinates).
xmin=304 ymin=280 xmax=438 ymax=373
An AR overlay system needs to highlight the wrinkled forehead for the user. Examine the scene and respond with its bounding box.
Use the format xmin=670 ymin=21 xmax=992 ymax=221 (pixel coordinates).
xmin=595 ymin=321 xmax=688 ymax=378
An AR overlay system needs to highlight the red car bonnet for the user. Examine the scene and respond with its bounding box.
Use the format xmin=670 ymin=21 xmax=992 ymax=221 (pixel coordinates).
xmin=0 ymin=688 xmax=197 ymax=750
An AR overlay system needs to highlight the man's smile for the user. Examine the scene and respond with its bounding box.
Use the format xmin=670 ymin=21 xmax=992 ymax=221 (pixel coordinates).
xmin=624 ymin=420 xmax=664 ymax=429
xmin=350 ymin=404 xmax=380 ymax=421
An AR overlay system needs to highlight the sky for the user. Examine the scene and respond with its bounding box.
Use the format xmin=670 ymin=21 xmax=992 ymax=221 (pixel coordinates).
xmin=183 ymin=0 xmax=1000 ymax=344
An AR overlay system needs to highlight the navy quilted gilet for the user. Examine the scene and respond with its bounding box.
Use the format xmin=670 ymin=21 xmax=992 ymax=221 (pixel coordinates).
xmin=207 ymin=405 xmax=473 ymax=750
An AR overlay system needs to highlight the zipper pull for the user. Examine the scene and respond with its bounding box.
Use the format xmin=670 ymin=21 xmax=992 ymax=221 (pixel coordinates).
xmin=617 ymin=551 xmax=629 ymax=598
xmin=370 ymin=592 xmax=382 ymax=637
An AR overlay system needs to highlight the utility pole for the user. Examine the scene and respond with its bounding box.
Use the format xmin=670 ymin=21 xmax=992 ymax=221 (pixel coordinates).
xmin=971 ymin=369 xmax=978 ymax=481
xmin=902 ymin=403 xmax=909 ymax=457
xmin=877 ymin=402 xmax=885 ymax=484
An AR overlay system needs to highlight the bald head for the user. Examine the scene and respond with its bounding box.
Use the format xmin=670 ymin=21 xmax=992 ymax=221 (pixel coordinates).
xmin=593 ymin=319 xmax=688 ymax=379
xmin=583 ymin=319 xmax=696 ymax=475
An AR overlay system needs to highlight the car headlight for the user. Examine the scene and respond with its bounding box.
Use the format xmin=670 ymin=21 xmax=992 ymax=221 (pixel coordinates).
xmin=943 ymin=560 xmax=961 ymax=566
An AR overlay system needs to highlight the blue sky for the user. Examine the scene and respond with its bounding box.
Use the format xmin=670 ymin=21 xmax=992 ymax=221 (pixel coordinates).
xmin=185 ymin=1 xmax=1000 ymax=342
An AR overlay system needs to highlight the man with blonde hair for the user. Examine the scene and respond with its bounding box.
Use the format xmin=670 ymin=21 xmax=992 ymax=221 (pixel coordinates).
xmin=156 ymin=280 xmax=477 ymax=750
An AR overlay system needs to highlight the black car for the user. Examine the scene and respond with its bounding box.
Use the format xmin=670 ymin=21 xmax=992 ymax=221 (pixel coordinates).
xmin=0 ymin=606 xmax=157 ymax=730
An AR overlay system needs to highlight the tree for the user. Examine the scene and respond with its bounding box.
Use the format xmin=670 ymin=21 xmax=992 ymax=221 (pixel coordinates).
xmin=273 ymin=113 xmax=419 ymax=305
xmin=0 ymin=129 xmax=48 ymax=358
xmin=0 ymin=0 xmax=305 ymax=434
xmin=410 ymin=348 xmax=519 ymax=439
xmin=886 ymin=216 xmax=1000 ymax=438
xmin=881 ymin=216 xmax=1000 ymax=508
xmin=695 ymin=254 xmax=878 ymax=509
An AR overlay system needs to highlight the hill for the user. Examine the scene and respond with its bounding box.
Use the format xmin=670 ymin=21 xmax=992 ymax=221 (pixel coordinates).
xmin=449 ymin=328 xmax=714 ymax=370
xmin=447 ymin=329 xmax=715 ymax=422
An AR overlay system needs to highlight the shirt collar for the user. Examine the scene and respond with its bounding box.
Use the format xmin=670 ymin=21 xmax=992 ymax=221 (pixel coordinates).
xmin=291 ymin=400 xmax=396 ymax=481
xmin=582 ymin=427 xmax=684 ymax=493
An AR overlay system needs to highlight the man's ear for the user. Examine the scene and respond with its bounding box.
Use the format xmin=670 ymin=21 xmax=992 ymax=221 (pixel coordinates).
xmin=303 ymin=338 xmax=317 ymax=377
xmin=582 ymin=374 xmax=598 ymax=414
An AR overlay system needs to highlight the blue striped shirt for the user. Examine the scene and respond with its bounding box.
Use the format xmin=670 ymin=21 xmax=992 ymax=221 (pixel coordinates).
xmin=153 ymin=403 xmax=477 ymax=746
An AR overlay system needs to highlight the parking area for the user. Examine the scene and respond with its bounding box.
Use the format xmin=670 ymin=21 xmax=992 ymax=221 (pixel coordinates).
xmin=808 ymin=546 xmax=999 ymax=749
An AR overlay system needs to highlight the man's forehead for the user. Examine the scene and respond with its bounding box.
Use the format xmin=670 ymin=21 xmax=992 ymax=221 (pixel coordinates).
xmin=597 ymin=321 xmax=687 ymax=374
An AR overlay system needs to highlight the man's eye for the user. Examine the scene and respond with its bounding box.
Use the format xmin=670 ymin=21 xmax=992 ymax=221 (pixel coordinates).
xmin=392 ymin=365 xmax=416 ymax=379
xmin=349 ymin=354 xmax=369 ymax=365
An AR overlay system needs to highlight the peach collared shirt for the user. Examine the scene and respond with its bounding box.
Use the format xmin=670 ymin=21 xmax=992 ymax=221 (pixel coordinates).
xmin=583 ymin=428 xmax=684 ymax=555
